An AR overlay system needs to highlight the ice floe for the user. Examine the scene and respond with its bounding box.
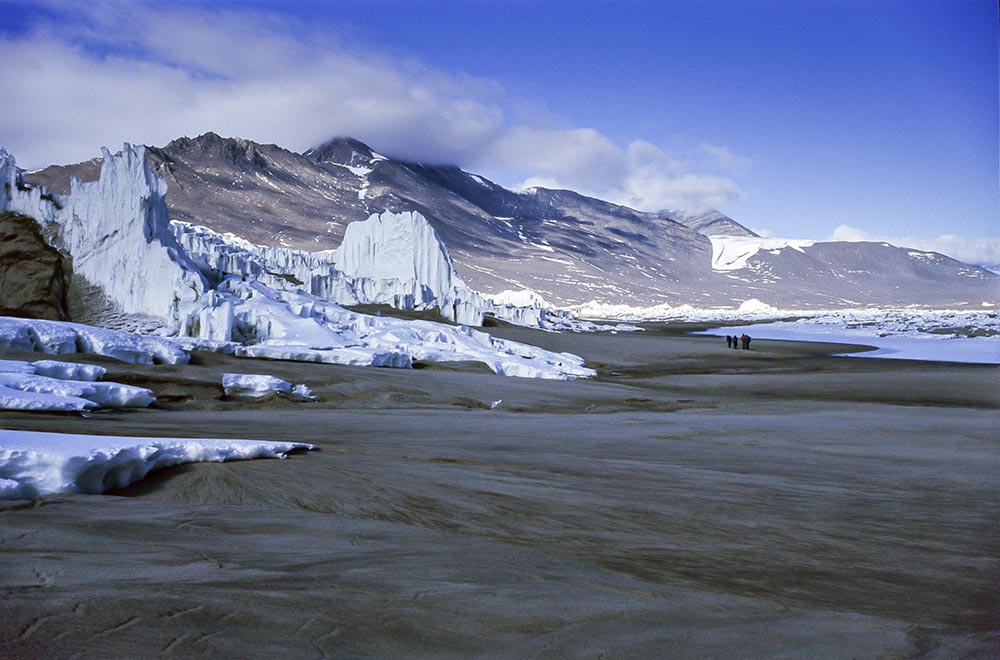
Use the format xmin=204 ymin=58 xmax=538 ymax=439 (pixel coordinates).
xmin=0 ymin=430 xmax=314 ymax=499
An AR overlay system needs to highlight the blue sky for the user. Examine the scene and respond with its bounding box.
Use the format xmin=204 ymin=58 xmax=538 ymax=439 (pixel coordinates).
xmin=1 ymin=0 xmax=997 ymax=264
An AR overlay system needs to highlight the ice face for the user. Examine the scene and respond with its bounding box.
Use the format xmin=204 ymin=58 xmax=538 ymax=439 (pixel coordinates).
xmin=59 ymin=145 xmax=208 ymax=326
xmin=0 ymin=149 xmax=60 ymax=225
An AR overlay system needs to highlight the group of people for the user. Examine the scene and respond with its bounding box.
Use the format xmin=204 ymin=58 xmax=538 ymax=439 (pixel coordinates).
xmin=726 ymin=334 xmax=752 ymax=350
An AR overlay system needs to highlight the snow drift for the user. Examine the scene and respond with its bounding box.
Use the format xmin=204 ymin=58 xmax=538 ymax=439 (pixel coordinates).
xmin=0 ymin=430 xmax=314 ymax=499
xmin=0 ymin=358 xmax=154 ymax=411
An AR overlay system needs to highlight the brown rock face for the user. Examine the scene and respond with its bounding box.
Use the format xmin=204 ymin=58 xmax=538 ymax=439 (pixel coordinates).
xmin=0 ymin=212 xmax=69 ymax=321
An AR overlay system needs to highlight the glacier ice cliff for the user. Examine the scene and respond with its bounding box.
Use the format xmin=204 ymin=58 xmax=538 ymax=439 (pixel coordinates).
xmin=0 ymin=146 xmax=594 ymax=379
xmin=0 ymin=148 xmax=60 ymax=225
xmin=59 ymin=147 xmax=208 ymax=325
xmin=3 ymin=146 xmax=206 ymax=329
xmin=171 ymin=211 xmax=560 ymax=329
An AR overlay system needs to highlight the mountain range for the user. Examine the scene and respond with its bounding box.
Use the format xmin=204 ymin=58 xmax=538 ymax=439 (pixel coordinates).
xmin=25 ymin=132 xmax=997 ymax=310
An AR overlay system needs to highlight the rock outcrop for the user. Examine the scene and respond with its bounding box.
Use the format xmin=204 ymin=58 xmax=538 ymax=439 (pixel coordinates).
xmin=0 ymin=212 xmax=69 ymax=321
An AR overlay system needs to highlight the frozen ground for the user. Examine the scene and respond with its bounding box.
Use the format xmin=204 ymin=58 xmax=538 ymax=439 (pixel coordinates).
xmin=0 ymin=325 xmax=996 ymax=658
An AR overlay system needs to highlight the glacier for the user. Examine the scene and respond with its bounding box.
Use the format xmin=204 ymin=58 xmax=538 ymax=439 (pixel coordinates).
xmin=0 ymin=146 xmax=595 ymax=379
xmin=171 ymin=212 xmax=561 ymax=330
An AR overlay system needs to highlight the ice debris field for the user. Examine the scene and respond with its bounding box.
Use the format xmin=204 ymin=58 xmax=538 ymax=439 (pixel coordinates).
xmin=0 ymin=312 xmax=594 ymax=381
xmin=0 ymin=430 xmax=314 ymax=500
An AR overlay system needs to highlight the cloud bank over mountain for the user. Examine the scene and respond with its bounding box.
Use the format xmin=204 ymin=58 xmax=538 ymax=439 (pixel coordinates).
xmin=0 ymin=1 xmax=742 ymax=213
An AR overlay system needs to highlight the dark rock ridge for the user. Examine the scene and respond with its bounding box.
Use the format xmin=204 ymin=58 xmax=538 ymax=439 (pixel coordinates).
xmin=25 ymin=133 xmax=999 ymax=309
xmin=660 ymin=209 xmax=759 ymax=238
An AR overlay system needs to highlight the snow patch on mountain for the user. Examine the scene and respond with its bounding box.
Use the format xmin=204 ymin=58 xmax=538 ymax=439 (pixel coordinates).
xmin=709 ymin=235 xmax=816 ymax=271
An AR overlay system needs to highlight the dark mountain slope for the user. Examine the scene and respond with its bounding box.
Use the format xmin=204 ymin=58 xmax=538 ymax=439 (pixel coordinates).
xmin=23 ymin=133 xmax=998 ymax=309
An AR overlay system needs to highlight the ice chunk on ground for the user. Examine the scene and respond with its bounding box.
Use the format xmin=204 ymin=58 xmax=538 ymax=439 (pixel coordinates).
xmin=0 ymin=430 xmax=315 ymax=499
xmin=0 ymin=316 xmax=189 ymax=365
xmin=0 ymin=383 xmax=96 ymax=411
xmin=0 ymin=371 xmax=155 ymax=410
xmin=30 ymin=360 xmax=107 ymax=381
xmin=222 ymin=373 xmax=314 ymax=399
xmin=292 ymin=383 xmax=314 ymax=398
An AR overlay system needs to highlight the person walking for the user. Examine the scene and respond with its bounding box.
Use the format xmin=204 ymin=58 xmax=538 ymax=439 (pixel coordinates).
xmin=726 ymin=335 xmax=733 ymax=348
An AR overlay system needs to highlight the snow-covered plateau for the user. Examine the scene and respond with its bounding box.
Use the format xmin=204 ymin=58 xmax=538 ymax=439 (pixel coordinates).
xmin=0 ymin=430 xmax=314 ymax=500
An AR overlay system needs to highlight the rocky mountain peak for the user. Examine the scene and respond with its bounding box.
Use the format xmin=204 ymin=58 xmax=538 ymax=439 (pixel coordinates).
xmin=305 ymin=137 xmax=376 ymax=168
xmin=163 ymin=132 xmax=269 ymax=170
xmin=661 ymin=209 xmax=758 ymax=237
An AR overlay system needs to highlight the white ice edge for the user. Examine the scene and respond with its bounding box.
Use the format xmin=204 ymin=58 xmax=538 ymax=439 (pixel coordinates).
xmin=0 ymin=430 xmax=315 ymax=500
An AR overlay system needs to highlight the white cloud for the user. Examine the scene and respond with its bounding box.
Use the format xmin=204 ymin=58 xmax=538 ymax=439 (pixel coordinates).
xmin=829 ymin=225 xmax=1000 ymax=268
xmin=0 ymin=1 xmax=742 ymax=212
xmin=495 ymin=133 xmax=741 ymax=211
xmin=490 ymin=127 xmax=628 ymax=193
xmin=699 ymin=143 xmax=751 ymax=173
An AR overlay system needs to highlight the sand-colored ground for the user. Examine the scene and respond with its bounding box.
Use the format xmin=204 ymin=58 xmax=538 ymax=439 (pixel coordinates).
xmin=1 ymin=324 xmax=998 ymax=658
